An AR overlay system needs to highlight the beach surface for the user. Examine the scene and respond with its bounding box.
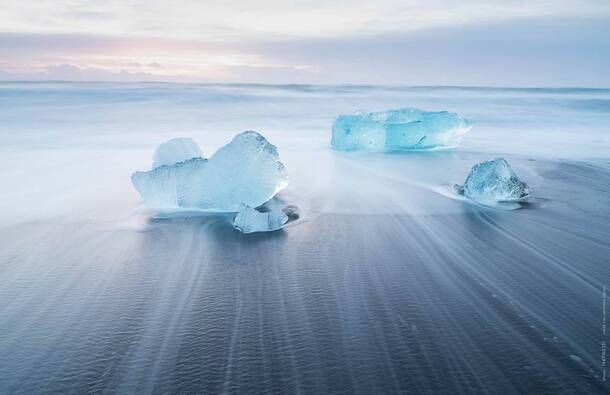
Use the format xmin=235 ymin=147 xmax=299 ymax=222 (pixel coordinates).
xmin=1 ymin=83 xmax=609 ymax=393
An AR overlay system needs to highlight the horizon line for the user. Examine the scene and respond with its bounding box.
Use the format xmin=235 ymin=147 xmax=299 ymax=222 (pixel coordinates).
xmin=1 ymin=80 xmax=609 ymax=91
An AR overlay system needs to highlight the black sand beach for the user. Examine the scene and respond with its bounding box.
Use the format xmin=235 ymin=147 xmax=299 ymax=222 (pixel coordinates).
xmin=1 ymin=83 xmax=609 ymax=393
xmin=2 ymin=156 xmax=609 ymax=393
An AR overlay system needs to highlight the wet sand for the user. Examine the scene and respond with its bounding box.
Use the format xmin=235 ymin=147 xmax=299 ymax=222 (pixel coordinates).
xmin=1 ymin=158 xmax=609 ymax=393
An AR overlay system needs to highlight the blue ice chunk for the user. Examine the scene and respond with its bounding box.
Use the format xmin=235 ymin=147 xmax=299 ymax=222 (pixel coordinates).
xmin=131 ymin=131 xmax=288 ymax=212
xmin=152 ymin=137 xmax=204 ymax=168
xmin=462 ymin=158 xmax=529 ymax=204
xmin=331 ymin=108 xmax=472 ymax=151
xmin=132 ymin=157 xmax=207 ymax=209
xmin=233 ymin=205 xmax=288 ymax=233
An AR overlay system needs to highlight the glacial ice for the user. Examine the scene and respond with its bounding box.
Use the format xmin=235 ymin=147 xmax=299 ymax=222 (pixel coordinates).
xmin=233 ymin=205 xmax=288 ymax=233
xmin=152 ymin=138 xmax=204 ymax=169
xmin=131 ymin=131 xmax=288 ymax=212
xmin=461 ymin=158 xmax=529 ymax=205
xmin=331 ymin=108 xmax=472 ymax=151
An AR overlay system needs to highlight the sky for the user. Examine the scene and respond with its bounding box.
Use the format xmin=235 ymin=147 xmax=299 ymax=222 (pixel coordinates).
xmin=1 ymin=0 xmax=609 ymax=86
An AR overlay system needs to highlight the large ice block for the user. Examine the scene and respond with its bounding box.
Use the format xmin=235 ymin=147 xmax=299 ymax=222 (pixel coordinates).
xmin=462 ymin=158 xmax=529 ymax=205
xmin=131 ymin=131 xmax=288 ymax=212
xmin=152 ymin=137 xmax=204 ymax=169
xmin=233 ymin=205 xmax=288 ymax=233
xmin=331 ymin=108 xmax=472 ymax=151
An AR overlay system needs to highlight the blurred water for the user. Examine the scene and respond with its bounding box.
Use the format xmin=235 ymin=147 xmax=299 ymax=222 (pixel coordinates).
xmin=0 ymin=83 xmax=609 ymax=393
xmin=0 ymin=82 xmax=608 ymax=223
xmin=2 ymin=82 xmax=610 ymax=156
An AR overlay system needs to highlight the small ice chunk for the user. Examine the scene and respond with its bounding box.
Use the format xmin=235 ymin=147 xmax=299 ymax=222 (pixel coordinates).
xmin=152 ymin=138 xmax=204 ymax=168
xmin=282 ymin=205 xmax=300 ymax=220
xmin=233 ymin=205 xmax=288 ymax=233
xmin=131 ymin=131 xmax=288 ymax=212
xmin=462 ymin=158 xmax=529 ymax=204
xmin=331 ymin=108 xmax=472 ymax=151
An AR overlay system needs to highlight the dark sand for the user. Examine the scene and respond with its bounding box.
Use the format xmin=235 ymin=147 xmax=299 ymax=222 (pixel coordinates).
xmin=1 ymin=160 xmax=609 ymax=394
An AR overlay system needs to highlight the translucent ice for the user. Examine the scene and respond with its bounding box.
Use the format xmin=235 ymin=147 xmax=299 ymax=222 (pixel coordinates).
xmin=331 ymin=108 xmax=472 ymax=151
xmin=233 ymin=205 xmax=288 ymax=233
xmin=131 ymin=131 xmax=288 ymax=212
xmin=152 ymin=138 xmax=204 ymax=169
xmin=461 ymin=158 xmax=529 ymax=205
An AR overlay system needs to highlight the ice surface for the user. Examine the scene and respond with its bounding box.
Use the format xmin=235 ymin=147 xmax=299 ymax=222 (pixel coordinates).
xmin=131 ymin=131 xmax=288 ymax=212
xmin=331 ymin=108 xmax=472 ymax=151
xmin=152 ymin=138 xmax=204 ymax=168
xmin=461 ymin=158 xmax=529 ymax=204
xmin=233 ymin=205 xmax=288 ymax=233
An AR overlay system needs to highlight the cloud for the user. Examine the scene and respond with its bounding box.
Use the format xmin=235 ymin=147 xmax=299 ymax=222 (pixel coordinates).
xmin=0 ymin=60 xmax=314 ymax=84
xmin=245 ymin=16 xmax=610 ymax=86
xmin=124 ymin=62 xmax=163 ymax=69
xmin=0 ymin=32 xmax=313 ymax=82
xmin=0 ymin=63 xmax=172 ymax=82
xmin=0 ymin=16 xmax=609 ymax=86
xmin=1 ymin=0 xmax=610 ymax=40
